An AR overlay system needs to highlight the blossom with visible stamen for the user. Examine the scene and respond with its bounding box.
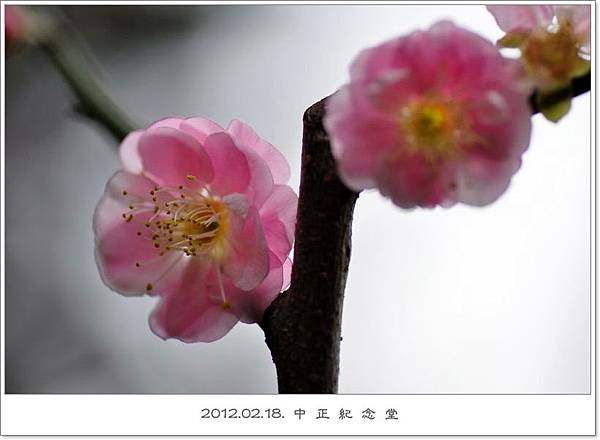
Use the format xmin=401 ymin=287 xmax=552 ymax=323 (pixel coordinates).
xmin=324 ymin=21 xmax=532 ymax=208
xmin=487 ymin=4 xmax=591 ymax=121
xmin=94 ymin=117 xmax=297 ymax=342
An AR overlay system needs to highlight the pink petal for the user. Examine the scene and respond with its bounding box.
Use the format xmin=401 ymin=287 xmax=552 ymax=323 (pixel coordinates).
xmin=466 ymin=81 xmax=532 ymax=168
xmin=226 ymin=252 xmax=289 ymax=324
xmin=349 ymin=29 xmax=451 ymax=99
xmin=93 ymin=171 xmax=156 ymax=236
xmin=259 ymin=218 xmax=290 ymax=267
xmin=423 ymin=23 xmax=503 ymax=94
xmin=325 ymin=88 xmax=398 ymax=191
xmin=454 ymin=118 xmax=530 ymax=207
xmin=119 ymin=130 xmax=144 ymax=174
xmin=180 ymin=117 xmax=225 ymax=144
xmin=350 ymin=37 xmax=400 ymax=83
xmin=554 ymin=5 xmax=591 ymax=44
xmin=452 ymin=156 xmax=519 ymax=207
xmin=238 ymin=146 xmax=274 ymax=208
xmin=282 ymin=257 xmax=292 ymax=290
xmin=149 ymin=263 xmax=238 ymax=343
xmin=376 ymin=151 xmax=455 ymax=209
xmin=148 ymin=117 xmax=185 ymax=130
xmin=486 ymin=5 xmax=554 ymax=33
xmin=202 ymin=132 xmax=250 ymax=196
xmin=120 ymin=119 xmax=188 ymax=174
xmin=259 ymin=185 xmax=297 ymax=263
xmin=94 ymin=171 xmax=195 ymax=296
xmin=137 ymin=127 xmax=214 ymax=188
xmin=259 ymin=184 xmax=298 ymax=245
xmin=222 ymin=206 xmax=269 ymax=291
xmin=227 ymin=119 xmax=291 ymax=184
xmin=94 ymin=204 xmax=181 ymax=296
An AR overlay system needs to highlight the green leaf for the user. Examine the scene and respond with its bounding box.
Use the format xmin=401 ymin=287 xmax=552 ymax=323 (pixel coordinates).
xmin=497 ymin=32 xmax=528 ymax=48
xmin=536 ymin=86 xmax=573 ymax=123
xmin=572 ymin=58 xmax=591 ymax=78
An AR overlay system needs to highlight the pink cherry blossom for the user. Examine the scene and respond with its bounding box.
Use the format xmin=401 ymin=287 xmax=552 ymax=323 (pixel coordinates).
xmin=94 ymin=117 xmax=297 ymax=342
xmin=324 ymin=21 xmax=532 ymax=208
xmin=487 ymin=5 xmax=591 ymax=91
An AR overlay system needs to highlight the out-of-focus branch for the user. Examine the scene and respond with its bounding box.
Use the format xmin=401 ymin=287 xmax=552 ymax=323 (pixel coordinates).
xmin=529 ymin=71 xmax=591 ymax=115
xmin=37 ymin=11 xmax=137 ymax=142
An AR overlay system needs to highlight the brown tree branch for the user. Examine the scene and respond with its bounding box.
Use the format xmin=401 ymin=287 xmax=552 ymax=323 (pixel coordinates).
xmin=259 ymin=98 xmax=358 ymax=393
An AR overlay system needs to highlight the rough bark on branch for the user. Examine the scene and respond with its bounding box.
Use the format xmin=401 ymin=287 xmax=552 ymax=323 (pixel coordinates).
xmin=260 ymin=98 xmax=359 ymax=393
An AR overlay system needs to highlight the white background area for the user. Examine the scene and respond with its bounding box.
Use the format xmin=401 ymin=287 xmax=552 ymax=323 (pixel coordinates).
xmin=4 ymin=4 xmax=591 ymax=394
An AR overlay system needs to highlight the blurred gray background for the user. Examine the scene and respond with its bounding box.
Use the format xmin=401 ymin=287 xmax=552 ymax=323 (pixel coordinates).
xmin=5 ymin=5 xmax=591 ymax=393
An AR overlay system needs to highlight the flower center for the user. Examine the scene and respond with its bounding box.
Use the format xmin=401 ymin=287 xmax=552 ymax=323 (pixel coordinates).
xmin=122 ymin=176 xmax=230 ymax=265
xmin=415 ymin=106 xmax=447 ymax=135
xmin=399 ymin=98 xmax=473 ymax=161
xmin=521 ymin=20 xmax=589 ymax=88
xmin=121 ymin=175 xmax=235 ymax=307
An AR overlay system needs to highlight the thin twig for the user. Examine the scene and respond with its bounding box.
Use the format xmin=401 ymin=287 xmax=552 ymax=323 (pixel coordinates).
xmin=38 ymin=12 xmax=137 ymax=142
xmin=529 ymin=71 xmax=591 ymax=114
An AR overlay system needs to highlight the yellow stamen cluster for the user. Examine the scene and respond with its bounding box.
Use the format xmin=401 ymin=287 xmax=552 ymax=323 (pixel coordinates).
xmin=121 ymin=177 xmax=230 ymax=266
xmin=399 ymin=97 xmax=476 ymax=161
xmin=120 ymin=176 xmax=232 ymax=309
xmin=521 ymin=20 xmax=589 ymax=89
